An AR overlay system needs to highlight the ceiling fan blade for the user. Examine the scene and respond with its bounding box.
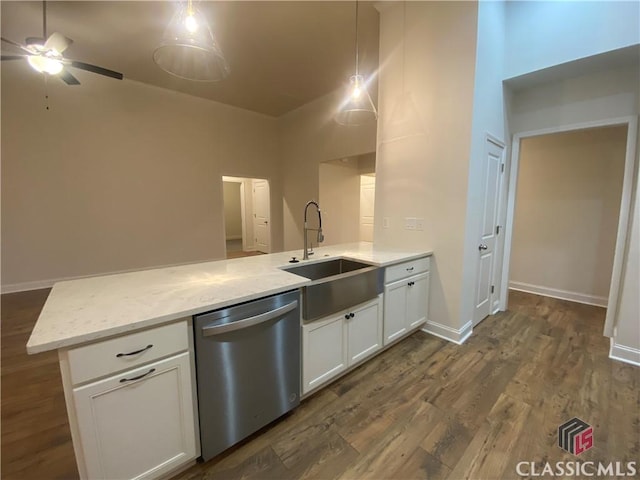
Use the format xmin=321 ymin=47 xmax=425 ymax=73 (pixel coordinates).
xmin=44 ymin=32 xmax=72 ymax=54
xmin=1 ymin=55 xmax=26 ymax=61
xmin=60 ymin=69 xmax=80 ymax=85
xmin=69 ymin=60 xmax=123 ymax=80
xmin=1 ymin=37 xmax=31 ymax=53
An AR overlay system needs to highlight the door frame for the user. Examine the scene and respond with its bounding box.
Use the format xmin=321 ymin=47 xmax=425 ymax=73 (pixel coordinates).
xmin=499 ymin=115 xmax=638 ymax=337
xmin=222 ymin=176 xmax=250 ymax=253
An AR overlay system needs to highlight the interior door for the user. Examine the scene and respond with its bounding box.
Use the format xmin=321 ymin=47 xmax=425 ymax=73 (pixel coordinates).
xmin=474 ymin=137 xmax=505 ymax=325
xmin=252 ymin=179 xmax=270 ymax=253
xmin=360 ymin=175 xmax=375 ymax=242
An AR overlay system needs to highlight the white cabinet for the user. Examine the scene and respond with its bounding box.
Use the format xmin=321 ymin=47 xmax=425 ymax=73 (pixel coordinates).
xmin=383 ymin=257 xmax=430 ymax=346
xmin=59 ymin=319 xmax=198 ymax=480
xmin=302 ymin=296 xmax=382 ymax=395
xmin=347 ymin=299 xmax=383 ymax=365
xmin=302 ymin=314 xmax=347 ymax=394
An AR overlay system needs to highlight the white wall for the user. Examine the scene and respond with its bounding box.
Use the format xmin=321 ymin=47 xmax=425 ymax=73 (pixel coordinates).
xmin=278 ymin=89 xmax=377 ymax=250
xmin=375 ymin=1 xmax=478 ymax=337
xmin=1 ymin=65 xmax=281 ymax=291
xmin=223 ymin=182 xmax=243 ymax=240
xmin=505 ymin=1 xmax=640 ymax=79
xmin=508 ymin=66 xmax=640 ymax=358
xmin=318 ymin=160 xmax=361 ymax=246
xmin=511 ymin=127 xmax=627 ymax=304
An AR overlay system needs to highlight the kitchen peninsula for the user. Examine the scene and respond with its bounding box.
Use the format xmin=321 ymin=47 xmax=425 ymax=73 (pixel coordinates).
xmin=27 ymin=242 xmax=432 ymax=480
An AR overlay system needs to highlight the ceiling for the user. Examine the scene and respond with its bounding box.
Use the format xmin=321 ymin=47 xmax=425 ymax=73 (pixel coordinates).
xmin=0 ymin=1 xmax=380 ymax=117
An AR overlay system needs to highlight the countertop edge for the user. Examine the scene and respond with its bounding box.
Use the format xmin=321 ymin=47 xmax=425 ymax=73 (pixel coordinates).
xmin=25 ymin=280 xmax=312 ymax=355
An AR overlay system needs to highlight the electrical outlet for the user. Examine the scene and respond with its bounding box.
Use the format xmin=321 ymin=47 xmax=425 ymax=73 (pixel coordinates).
xmin=405 ymin=217 xmax=416 ymax=230
xmin=415 ymin=218 xmax=424 ymax=231
xmin=383 ymin=217 xmax=390 ymax=229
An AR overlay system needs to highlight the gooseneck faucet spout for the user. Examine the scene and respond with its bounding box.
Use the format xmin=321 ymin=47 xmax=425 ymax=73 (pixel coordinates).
xmin=303 ymin=201 xmax=324 ymax=260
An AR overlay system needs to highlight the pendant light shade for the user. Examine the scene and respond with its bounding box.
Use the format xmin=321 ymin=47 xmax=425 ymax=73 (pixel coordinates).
xmin=335 ymin=1 xmax=377 ymax=126
xmin=153 ymin=1 xmax=230 ymax=81
xmin=335 ymin=74 xmax=377 ymax=126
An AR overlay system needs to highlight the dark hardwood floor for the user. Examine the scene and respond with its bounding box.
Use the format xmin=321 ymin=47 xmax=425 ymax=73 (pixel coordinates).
xmin=2 ymin=289 xmax=638 ymax=480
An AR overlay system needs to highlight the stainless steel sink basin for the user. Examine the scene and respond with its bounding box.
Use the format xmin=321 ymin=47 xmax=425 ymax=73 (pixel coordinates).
xmin=283 ymin=258 xmax=383 ymax=321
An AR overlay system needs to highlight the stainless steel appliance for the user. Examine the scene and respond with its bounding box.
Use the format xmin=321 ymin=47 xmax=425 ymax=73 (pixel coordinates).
xmin=193 ymin=290 xmax=301 ymax=461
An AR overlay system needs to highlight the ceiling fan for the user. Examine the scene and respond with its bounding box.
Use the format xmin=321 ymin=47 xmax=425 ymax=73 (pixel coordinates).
xmin=1 ymin=1 xmax=123 ymax=85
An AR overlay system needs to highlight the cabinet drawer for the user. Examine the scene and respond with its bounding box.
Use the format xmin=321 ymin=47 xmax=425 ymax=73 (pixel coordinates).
xmin=385 ymin=256 xmax=430 ymax=284
xmin=67 ymin=320 xmax=189 ymax=385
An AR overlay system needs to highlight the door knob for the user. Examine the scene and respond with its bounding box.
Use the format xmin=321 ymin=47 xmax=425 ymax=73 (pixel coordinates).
xmin=478 ymin=244 xmax=488 ymax=251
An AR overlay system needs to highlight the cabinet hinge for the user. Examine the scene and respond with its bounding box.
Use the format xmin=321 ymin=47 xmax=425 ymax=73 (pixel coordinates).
xmin=491 ymin=285 xmax=495 ymax=294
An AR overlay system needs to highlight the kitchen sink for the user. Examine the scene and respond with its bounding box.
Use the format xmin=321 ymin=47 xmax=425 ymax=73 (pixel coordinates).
xmin=283 ymin=258 xmax=383 ymax=321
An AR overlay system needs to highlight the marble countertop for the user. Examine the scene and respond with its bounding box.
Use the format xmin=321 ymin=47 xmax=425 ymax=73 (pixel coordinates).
xmin=27 ymin=242 xmax=432 ymax=354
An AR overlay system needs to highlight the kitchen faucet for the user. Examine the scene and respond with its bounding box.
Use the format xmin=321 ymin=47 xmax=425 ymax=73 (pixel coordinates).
xmin=303 ymin=201 xmax=324 ymax=260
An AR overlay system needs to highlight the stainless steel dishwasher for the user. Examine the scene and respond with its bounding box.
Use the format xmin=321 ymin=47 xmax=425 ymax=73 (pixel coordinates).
xmin=193 ymin=290 xmax=301 ymax=461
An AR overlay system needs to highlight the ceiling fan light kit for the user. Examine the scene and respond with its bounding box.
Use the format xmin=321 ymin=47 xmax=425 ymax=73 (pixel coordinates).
xmin=153 ymin=0 xmax=230 ymax=82
xmin=335 ymin=0 xmax=377 ymax=126
xmin=1 ymin=1 xmax=124 ymax=86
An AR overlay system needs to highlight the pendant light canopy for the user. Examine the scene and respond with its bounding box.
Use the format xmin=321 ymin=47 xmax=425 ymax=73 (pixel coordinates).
xmin=153 ymin=0 xmax=230 ymax=82
xmin=335 ymin=1 xmax=377 ymax=126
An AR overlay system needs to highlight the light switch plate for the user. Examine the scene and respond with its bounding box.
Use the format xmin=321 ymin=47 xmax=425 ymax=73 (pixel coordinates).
xmin=415 ymin=218 xmax=424 ymax=231
xmin=383 ymin=217 xmax=390 ymax=229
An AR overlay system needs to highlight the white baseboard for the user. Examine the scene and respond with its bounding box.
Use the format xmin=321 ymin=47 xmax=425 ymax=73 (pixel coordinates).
xmin=609 ymin=338 xmax=640 ymax=367
xmin=225 ymin=235 xmax=242 ymax=241
xmin=509 ymin=281 xmax=607 ymax=307
xmin=1 ymin=258 xmax=220 ymax=294
xmin=422 ymin=320 xmax=473 ymax=345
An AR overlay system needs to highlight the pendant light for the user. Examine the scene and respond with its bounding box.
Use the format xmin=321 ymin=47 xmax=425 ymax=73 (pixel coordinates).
xmin=153 ymin=0 xmax=230 ymax=81
xmin=335 ymin=0 xmax=377 ymax=126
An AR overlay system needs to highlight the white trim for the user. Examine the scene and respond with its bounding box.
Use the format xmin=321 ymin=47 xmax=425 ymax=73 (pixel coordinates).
xmin=500 ymin=115 xmax=638 ymax=341
xmin=604 ymin=117 xmax=638 ymax=336
xmin=509 ymin=282 xmax=607 ymax=308
xmin=225 ymin=235 xmax=242 ymax=241
xmin=1 ymin=259 xmax=217 ymax=294
xmin=239 ymin=181 xmax=248 ymax=251
xmin=609 ymin=338 xmax=640 ymax=367
xmin=422 ymin=320 xmax=473 ymax=345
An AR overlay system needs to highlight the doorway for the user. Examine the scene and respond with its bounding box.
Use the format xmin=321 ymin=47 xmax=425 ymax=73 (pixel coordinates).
xmin=318 ymin=152 xmax=376 ymax=245
xmin=500 ymin=117 xmax=638 ymax=337
xmin=222 ymin=176 xmax=271 ymax=259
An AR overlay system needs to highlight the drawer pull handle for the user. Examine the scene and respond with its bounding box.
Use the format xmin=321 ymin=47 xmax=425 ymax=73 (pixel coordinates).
xmin=116 ymin=344 xmax=153 ymax=358
xmin=120 ymin=368 xmax=156 ymax=383
xmin=406 ymin=267 xmax=414 ymax=271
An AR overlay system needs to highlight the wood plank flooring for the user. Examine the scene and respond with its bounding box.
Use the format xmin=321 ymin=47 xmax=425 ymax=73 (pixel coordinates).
xmin=2 ymin=289 xmax=638 ymax=480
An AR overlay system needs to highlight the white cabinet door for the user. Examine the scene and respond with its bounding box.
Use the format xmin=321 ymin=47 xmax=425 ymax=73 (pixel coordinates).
xmin=346 ymin=297 xmax=383 ymax=365
xmin=383 ymin=280 xmax=408 ymax=345
xmin=407 ymin=272 xmax=429 ymax=329
xmin=73 ymin=352 xmax=197 ymax=480
xmin=302 ymin=315 xmax=347 ymax=395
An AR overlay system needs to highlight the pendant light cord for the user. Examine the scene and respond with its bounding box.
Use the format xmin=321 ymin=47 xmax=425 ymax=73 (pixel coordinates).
xmin=401 ymin=0 xmax=406 ymax=94
xmin=42 ymin=0 xmax=47 ymax=38
xmin=354 ymin=0 xmax=359 ymax=76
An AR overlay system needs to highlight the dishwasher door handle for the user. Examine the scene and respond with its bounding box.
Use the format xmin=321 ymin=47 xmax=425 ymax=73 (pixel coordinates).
xmin=202 ymin=300 xmax=298 ymax=336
